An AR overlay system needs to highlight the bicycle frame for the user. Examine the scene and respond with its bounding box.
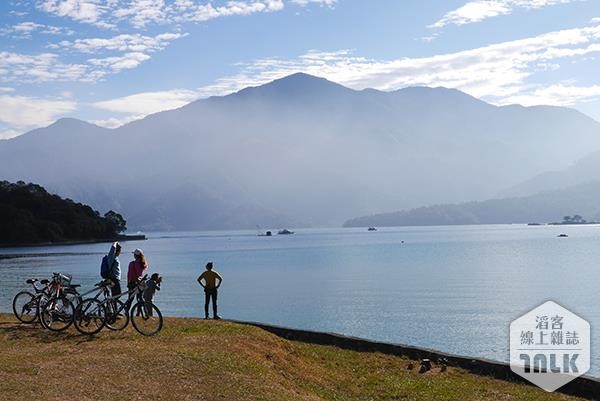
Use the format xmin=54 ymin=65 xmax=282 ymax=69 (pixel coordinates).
xmin=28 ymin=280 xmax=51 ymax=302
xmin=101 ymin=284 xmax=142 ymax=313
xmin=81 ymin=277 xmax=145 ymax=314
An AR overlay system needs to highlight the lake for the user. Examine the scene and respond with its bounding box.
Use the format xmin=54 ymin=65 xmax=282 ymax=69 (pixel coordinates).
xmin=1 ymin=224 xmax=599 ymax=376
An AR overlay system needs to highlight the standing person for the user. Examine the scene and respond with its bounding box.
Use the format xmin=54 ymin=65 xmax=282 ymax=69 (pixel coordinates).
xmin=106 ymin=242 xmax=122 ymax=296
xmin=143 ymin=273 xmax=162 ymax=316
xmin=127 ymin=248 xmax=148 ymax=303
xmin=128 ymin=248 xmax=148 ymax=294
xmin=197 ymin=262 xmax=222 ymax=320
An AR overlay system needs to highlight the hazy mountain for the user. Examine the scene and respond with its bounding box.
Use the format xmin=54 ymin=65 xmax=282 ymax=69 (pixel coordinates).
xmin=500 ymin=149 xmax=600 ymax=198
xmin=1 ymin=73 xmax=600 ymax=230
xmin=344 ymin=180 xmax=600 ymax=227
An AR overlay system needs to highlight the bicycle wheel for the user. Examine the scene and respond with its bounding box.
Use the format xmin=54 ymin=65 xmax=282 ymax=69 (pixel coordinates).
xmin=12 ymin=291 xmax=38 ymax=323
xmin=64 ymin=288 xmax=82 ymax=310
xmin=40 ymin=296 xmax=74 ymax=332
xmin=130 ymin=301 xmax=163 ymax=336
xmin=104 ymin=299 xmax=129 ymax=331
xmin=74 ymin=299 xmax=106 ymax=335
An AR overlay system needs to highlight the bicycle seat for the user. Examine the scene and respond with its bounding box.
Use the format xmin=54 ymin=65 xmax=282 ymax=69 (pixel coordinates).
xmin=26 ymin=279 xmax=37 ymax=284
xmin=40 ymin=279 xmax=49 ymax=285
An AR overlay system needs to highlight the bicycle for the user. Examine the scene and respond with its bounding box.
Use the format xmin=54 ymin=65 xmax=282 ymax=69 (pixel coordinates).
xmin=39 ymin=272 xmax=76 ymax=332
xmin=75 ymin=275 xmax=163 ymax=336
xmin=13 ymin=275 xmax=81 ymax=324
xmin=73 ymin=278 xmax=126 ymax=335
xmin=12 ymin=278 xmax=50 ymax=323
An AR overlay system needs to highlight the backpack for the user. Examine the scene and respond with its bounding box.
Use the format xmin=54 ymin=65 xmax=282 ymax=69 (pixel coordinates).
xmin=100 ymin=255 xmax=111 ymax=279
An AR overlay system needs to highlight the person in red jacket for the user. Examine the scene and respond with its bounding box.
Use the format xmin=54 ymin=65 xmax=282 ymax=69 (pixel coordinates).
xmin=128 ymin=248 xmax=148 ymax=294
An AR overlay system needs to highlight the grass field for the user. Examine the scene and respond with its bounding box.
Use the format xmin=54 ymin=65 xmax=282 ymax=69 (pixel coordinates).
xmin=0 ymin=313 xmax=586 ymax=401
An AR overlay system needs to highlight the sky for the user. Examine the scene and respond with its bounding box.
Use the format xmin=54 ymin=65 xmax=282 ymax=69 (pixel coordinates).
xmin=1 ymin=0 xmax=600 ymax=139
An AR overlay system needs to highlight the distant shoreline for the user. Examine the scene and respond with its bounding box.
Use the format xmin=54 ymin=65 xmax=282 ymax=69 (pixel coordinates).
xmin=0 ymin=251 xmax=104 ymax=260
xmin=0 ymin=234 xmax=146 ymax=249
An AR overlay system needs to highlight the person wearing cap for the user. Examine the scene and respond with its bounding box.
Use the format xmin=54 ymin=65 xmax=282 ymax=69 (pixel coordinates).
xmin=127 ymin=248 xmax=148 ymax=294
xmin=197 ymin=262 xmax=222 ymax=319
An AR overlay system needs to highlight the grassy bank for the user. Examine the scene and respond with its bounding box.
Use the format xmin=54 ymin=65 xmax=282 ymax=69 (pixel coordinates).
xmin=0 ymin=314 xmax=584 ymax=401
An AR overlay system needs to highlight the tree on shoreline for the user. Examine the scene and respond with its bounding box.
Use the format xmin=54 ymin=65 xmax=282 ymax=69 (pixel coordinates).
xmin=104 ymin=210 xmax=127 ymax=234
xmin=562 ymin=215 xmax=586 ymax=224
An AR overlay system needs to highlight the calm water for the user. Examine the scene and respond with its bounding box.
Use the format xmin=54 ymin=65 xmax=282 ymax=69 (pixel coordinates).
xmin=1 ymin=225 xmax=599 ymax=375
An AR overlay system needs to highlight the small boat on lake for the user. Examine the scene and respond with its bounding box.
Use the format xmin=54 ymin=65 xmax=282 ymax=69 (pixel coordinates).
xmin=368 ymin=227 xmax=377 ymax=231
xmin=278 ymin=229 xmax=294 ymax=235
xmin=557 ymin=233 xmax=568 ymax=237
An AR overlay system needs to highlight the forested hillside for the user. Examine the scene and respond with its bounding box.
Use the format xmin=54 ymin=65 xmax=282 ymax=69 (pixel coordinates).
xmin=0 ymin=181 xmax=126 ymax=245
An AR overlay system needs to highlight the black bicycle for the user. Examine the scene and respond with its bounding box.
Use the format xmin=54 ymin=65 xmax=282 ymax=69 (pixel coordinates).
xmin=12 ymin=278 xmax=51 ymax=323
xmin=73 ymin=278 xmax=126 ymax=335
xmin=75 ymin=275 xmax=163 ymax=336
xmin=38 ymin=273 xmax=77 ymax=332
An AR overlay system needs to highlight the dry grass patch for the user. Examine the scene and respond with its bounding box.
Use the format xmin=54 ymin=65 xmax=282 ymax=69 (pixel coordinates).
xmin=0 ymin=314 xmax=587 ymax=401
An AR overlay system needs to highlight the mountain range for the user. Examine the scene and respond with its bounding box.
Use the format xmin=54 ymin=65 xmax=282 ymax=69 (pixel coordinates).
xmin=344 ymin=180 xmax=600 ymax=227
xmin=2 ymin=73 xmax=600 ymax=230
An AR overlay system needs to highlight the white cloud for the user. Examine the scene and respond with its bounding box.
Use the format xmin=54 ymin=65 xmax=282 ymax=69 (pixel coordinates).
xmin=430 ymin=1 xmax=511 ymax=28
xmin=0 ymin=51 xmax=93 ymax=83
xmin=499 ymin=83 xmax=600 ymax=106
xmin=0 ymin=94 xmax=77 ymax=133
xmin=88 ymin=52 xmax=151 ymax=71
xmin=89 ymin=88 xmax=201 ymax=130
xmin=9 ymin=11 xmax=29 ymax=17
xmin=92 ymin=89 xmax=199 ymax=115
xmin=170 ymin=0 xmax=284 ymax=24
xmin=7 ymin=21 xmax=75 ymax=37
xmin=12 ymin=21 xmax=44 ymax=34
xmin=36 ymin=0 xmax=287 ymax=29
xmin=2 ymin=31 xmax=186 ymax=83
xmin=431 ymin=0 xmax=580 ymax=29
xmin=36 ymin=0 xmax=114 ymax=28
xmin=291 ymin=0 xmax=336 ymax=6
xmin=0 ymin=128 xmax=22 ymax=140
xmin=111 ymin=0 xmax=169 ymax=28
xmin=92 ymin=114 xmax=145 ymax=128
xmin=53 ymin=32 xmax=187 ymax=53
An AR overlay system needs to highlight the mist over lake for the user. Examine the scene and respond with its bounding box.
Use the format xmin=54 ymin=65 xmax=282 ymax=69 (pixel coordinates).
xmin=2 ymin=224 xmax=599 ymax=375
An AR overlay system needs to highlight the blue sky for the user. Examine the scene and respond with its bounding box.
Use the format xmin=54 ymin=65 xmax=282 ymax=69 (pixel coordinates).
xmin=1 ymin=0 xmax=600 ymax=138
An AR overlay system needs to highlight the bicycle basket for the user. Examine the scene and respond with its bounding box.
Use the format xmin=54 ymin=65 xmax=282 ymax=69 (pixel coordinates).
xmin=58 ymin=273 xmax=72 ymax=286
